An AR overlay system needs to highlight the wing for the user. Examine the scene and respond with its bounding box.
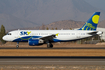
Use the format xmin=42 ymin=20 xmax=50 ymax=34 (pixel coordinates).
xmin=37 ymin=33 xmax=59 ymax=42
xmin=39 ymin=34 xmax=56 ymax=42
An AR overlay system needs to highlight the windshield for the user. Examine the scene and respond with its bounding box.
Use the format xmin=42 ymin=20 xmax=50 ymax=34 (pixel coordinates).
xmin=7 ymin=33 xmax=12 ymax=35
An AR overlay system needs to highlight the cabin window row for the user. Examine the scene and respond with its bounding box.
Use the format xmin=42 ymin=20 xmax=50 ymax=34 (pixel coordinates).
xmin=30 ymin=33 xmax=85 ymax=35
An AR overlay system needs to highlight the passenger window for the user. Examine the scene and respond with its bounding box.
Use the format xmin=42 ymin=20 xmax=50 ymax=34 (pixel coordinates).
xmin=81 ymin=33 xmax=85 ymax=35
xmin=72 ymin=33 xmax=75 ymax=35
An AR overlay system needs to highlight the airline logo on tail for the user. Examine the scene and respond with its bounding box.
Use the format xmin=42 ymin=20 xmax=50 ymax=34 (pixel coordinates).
xmin=79 ymin=12 xmax=100 ymax=31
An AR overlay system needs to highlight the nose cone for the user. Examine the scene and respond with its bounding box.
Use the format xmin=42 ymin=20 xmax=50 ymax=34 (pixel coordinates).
xmin=2 ymin=36 xmax=6 ymax=41
xmin=2 ymin=35 xmax=14 ymax=41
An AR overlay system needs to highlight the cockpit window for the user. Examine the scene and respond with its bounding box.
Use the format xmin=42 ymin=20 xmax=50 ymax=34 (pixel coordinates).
xmin=7 ymin=33 xmax=12 ymax=35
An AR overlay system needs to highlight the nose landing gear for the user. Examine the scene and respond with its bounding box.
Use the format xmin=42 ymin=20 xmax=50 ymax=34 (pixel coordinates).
xmin=16 ymin=42 xmax=19 ymax=48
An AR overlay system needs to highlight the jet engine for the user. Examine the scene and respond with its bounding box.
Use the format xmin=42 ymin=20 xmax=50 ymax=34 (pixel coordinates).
xmin=28 ymin=39 xmax=44 ymax=46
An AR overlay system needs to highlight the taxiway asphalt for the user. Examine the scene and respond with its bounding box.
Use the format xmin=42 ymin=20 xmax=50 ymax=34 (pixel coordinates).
xmin=0 ymin=57 xmax=105 ymax=65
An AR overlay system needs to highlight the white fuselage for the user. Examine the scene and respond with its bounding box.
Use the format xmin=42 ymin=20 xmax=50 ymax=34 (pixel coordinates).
xmin=3 ymin=30 xmax=102 ymax=42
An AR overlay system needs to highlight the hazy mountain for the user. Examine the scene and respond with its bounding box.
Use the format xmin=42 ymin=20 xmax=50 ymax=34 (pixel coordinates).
xmin=0 ymin=0 xmax=105 ymax=30
xmin=38 ymin=20 xmax=105 ymax=30
xmin=0 ymin=13 xmax=38 ymax=30
xmin=44 ymin=20 xmax=85 ymax=30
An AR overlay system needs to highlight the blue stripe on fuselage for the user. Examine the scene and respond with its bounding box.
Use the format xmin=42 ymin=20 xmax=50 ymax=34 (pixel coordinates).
xmin=13 ymin=36 xmax=41 ymax=42
xmin=13 ymin=36 xmax=88 ymax=43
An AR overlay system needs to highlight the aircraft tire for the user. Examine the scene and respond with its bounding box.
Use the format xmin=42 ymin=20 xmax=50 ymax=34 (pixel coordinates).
xmin=47 ymin=43 xmax=50 ymax=48
xmin=16 ymin=45 xmax=19 ymax=48
xmin=47 ymin=43 xmax=53 ymax=48
xmin=50 ymin=44 xmax=53 ymax=48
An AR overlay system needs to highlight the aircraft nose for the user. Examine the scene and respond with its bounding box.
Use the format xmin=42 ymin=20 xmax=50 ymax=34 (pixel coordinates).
xmin=2 ymin=36 xmax=6 ymax=41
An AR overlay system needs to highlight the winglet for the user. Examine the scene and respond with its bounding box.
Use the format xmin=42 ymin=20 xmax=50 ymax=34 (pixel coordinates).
xmin=56 ymin=33 xmax=59 ymax=36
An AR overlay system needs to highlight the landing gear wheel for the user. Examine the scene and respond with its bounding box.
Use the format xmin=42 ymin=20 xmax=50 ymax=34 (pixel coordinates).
xmin=50 ymin=44 xmax=53 ymax=48
xmin=16 ymin=42 xmax=19 ymax=48
xmin=47 ymin=43 xmax=53 ymax=48
xmin=16 ymin=45 xmax=19 ymax=48
xmin=47 ymin=43 xmax=50 ymax=48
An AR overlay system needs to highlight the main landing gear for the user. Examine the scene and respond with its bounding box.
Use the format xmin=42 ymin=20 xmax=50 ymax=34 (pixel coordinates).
xmin=16 ymin=42 xmax=19 ymax=48
xmin=47 ymin=43 xmax=53 ymax=48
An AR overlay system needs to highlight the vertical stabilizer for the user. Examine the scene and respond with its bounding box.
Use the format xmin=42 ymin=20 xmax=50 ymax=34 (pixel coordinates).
xmin=78 ymin=12 xmax=100 ymax=31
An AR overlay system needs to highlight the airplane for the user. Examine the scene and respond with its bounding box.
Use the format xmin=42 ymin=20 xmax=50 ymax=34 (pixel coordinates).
xmin=2 ymin=12 xmax=103 ymax=48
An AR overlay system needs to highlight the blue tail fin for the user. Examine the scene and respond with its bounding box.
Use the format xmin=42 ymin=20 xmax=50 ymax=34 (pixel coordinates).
xmin=78 ymin=12 xmax=100 ymax=31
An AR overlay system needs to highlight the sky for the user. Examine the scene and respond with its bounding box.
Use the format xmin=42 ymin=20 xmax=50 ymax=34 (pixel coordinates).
xmin=84 ymin=0 xmax=105 ymax=11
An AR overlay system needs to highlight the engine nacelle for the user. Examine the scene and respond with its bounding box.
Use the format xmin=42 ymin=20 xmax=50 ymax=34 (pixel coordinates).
xmin=28 ymin=39 xmax=44 ymax=46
